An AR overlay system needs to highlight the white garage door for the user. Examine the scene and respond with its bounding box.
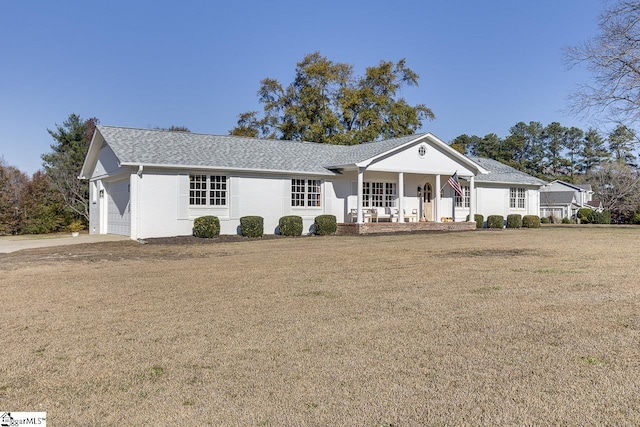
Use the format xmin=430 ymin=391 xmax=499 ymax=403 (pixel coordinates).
xmin=107 ymin=179 xmax=131 ymax=236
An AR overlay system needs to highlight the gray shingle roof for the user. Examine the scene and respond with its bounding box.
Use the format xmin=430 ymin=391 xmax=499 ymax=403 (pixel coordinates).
xmin=325 ymin=133 xmax=427 ymax=166
xmin=540 ymin=190 xmax=576 ymax=205
xmin=469 ymin=157 xmax=546 ymax=186
xmin=97 ymin=126 xmax=432 ymax=175
xmin=97 ymin=126 xmax=346 ymax=176
xmin=574 ymin=183 xmax=593 ymax=191
xmin=95 ymin=126 xmax=542 ymax=185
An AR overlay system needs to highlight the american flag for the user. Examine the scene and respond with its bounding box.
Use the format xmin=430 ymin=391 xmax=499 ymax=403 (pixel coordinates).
xmin=448 ymin=172 xmax=464 ymax=197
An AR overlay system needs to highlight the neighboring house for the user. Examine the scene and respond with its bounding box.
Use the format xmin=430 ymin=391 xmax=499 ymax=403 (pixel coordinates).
xmin=539 ymin=180 xmax=600 ymax=220
xmin=79 ymin=126 xmax=546 ymax=239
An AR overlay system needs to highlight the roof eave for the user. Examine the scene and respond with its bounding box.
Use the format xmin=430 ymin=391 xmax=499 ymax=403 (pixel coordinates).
xmin=119 ymin=162 xmax=337 ymax=176
xmin=476 ymin=179 xmax=546 ymax=187
xmin=79 ymin=127 xmax=106 ymax=180
xmin=326 ymin=133 xmax=490 ymax=175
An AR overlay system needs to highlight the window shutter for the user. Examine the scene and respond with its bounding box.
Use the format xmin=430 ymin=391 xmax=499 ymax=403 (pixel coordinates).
xmin=177 ymin=174 xmax=190 ymax=219
xmin=323 ymin=180 xmax=331 ymax=213
xmin=230 ymin=176 xmax=241 ymax=219
xmin=283 ymin=178 xmax=291 ymax=212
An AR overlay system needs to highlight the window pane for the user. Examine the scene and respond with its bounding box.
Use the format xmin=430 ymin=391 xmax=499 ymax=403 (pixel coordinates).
xmin=372 ymin=182 xmax=384 ymax=207
xmin=209 ymin=175 xmax=227 ymax=206
xmin=189 ymin=174 xmax=207 ymax=205
xmin=291 ymin=179 xmax=305 ymax=206
xmin=384 ymin=183 xmax=396 ymax=207
xmin=307 ymin=179 xmax=321 ymax=207
xmin=518 ymin=188 xmax=525 ymax=209
xmin=362 ymin=182 xmax=371 ymax=208
xmin=455 ymin=186 xmax=470 ymax=208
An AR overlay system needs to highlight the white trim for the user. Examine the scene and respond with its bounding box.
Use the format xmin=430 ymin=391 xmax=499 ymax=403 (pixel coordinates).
xmin=120 ymin=162 xmax=337 ymax=177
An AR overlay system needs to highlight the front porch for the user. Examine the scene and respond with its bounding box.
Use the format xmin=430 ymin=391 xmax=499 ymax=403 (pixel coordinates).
xmin=336 ymin=221 xmax=476 ymax=235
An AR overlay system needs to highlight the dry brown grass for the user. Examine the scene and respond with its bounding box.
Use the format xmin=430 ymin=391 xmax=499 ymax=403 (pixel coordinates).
xmin=1 ymin=226 xmax=639 ymax=426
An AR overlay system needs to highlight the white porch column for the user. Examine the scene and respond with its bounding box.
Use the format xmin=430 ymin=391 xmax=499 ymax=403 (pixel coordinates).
xmin=398 ymin=172 xmax=404 ymax=222
xmin=469 ymin=175 xmax=476 ymax=221
xmin=357 ymin=167 xmax=364 ymax=224
xmin=435 ymin=174 xmax=441 ymax=222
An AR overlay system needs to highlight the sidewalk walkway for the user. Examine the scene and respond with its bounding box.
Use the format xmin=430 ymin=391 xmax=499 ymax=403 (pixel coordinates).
xmin=0 ymin=233 xmax=130 ymax=254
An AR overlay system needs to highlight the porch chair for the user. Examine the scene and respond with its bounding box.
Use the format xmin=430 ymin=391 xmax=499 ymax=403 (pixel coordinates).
xmin=370 ymin=208 xmax=378 ymax=222
xmin=404 ymin=209 xmax=418 ymax=223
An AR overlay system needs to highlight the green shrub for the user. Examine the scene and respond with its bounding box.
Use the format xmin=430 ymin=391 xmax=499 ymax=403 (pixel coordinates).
xmin=193 ymin=215 xmax=220 ymax=238
xmin=466 ymin=214 xmax=484 ymax=228
xmin=487 ymin=215 xmax=504 ymax=229
xmin=632 ymin=210 xmax=640 ymax=224
xmin=561 ymin=217 xmax=571 ymax=224
xmin=314 ymin=214 xmax=337 ymax=236
xmin=587 ymin=210 xmax=611 ymax=224
xmin=540 ymin=216 xmax=550 ymax=224
xmin=68 ymin=220 xmax=85 ymax=233
xmin=577 ymin=207 xmax=592 ymax=223
xmin=279 ymin=215 xmax=303 ymax=236
xmin=240 ymin=216 xmax=263 ymax=237
xmin=522 ymin=215 xmax=541 ymax=228
xmin=506 ymin=214 xmax=522 ymax=229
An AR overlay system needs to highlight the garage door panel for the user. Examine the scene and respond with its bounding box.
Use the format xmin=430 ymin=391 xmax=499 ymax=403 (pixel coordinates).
xmin=107 ymin=180 xmax=131 ymax=236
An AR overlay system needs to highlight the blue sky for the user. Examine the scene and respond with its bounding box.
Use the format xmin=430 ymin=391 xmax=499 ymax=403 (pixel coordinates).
xmin=0 ymin=0 xmax=604 ymax=175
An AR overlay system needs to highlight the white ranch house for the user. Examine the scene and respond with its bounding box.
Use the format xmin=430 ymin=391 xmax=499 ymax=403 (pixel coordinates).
xmin=80 ymin=126 xmax=545 ymax=239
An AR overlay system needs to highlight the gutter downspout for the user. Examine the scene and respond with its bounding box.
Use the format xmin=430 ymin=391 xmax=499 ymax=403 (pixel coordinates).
xmin=135 ymin=165 xmax=143 ymax=240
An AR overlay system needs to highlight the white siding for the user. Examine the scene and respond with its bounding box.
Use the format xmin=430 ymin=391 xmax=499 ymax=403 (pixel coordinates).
xmin=475 ymin=184 xmax=541 ymax=221
xmin=368 ymin=141 xmax=475 ymax=176
xmin=137 ymin=172 xmax=186 ymax=238
xmin=131 ymin=172 xmax=333 ymax=238
xmin=91 ymin=144 xmax=124 ymax=179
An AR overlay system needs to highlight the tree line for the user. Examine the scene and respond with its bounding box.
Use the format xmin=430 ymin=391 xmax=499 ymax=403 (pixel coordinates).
xmin=450 ymin=121 xmax=637 ymax=179
xmin=0 ymin=115 xmax=193 ymax=235
xmin=450 ymin=121 xmax=640 ymax=222
xmin=0 ymin=114 xmax=97 ymax=235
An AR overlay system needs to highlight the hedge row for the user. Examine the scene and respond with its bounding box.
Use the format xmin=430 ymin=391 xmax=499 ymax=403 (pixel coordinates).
xmin=194 ymin=213 xmax=543 ymax=237
xmin=483 ymin=214 xmax=541 ymax=229
xmin=193 ymin=214 xmax=338 ymax=238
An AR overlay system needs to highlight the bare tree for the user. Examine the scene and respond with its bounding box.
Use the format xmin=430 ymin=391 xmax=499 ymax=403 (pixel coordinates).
xmin=588 ymin=160 xmax=640 ymax=220
xmin=566 ymin=0 xmax=640 ymax=124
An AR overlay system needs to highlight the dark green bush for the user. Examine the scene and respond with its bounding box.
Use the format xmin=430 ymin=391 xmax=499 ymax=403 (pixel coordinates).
xmin=587 ymin=210 xmax=611 ymax=224
xmin=561 ymin=217 xmax=571 ymax=224
xmin=540 ymin=216 xmax=550 ymax=224
xmin=314 ymin=214 xmax=337 ymax=235
xmin=279 ymin=215 xmax=303 ymax=236
xmin=506 ymin=214 xmax=522 ymax=229
xmin=522 ymin=215 xmax=541 ymax=228
xmin=240 ymin=216 xmax=263 ymax=237
xmin=466 ymin=214 xmax=484 ymax=228
xmin=487 ymin=215 xmax=504 ymax=229
xmin=577 ymin=207 xmax=592 ymax=223
xmin=193 ymin=215 xmax=220 ymax=238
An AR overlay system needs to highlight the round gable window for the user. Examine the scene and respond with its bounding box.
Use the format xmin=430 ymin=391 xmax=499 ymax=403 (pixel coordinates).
xmin=418 ymin=145 xmax=427 ymax=158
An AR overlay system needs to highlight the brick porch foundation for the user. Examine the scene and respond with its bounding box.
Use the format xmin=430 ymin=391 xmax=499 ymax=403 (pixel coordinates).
xmin=336 ymin=221 xmax=476 ymax=235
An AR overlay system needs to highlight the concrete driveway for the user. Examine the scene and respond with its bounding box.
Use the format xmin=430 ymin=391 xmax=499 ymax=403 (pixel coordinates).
xmin=0 ymin=233 xmax=130 ymax=253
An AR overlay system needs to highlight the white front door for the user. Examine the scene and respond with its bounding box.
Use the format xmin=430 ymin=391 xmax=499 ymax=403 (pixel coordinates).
xmin=423 ymin=183 xmax=433 ymax=221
